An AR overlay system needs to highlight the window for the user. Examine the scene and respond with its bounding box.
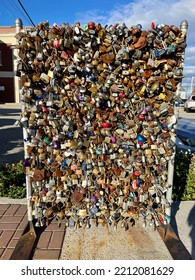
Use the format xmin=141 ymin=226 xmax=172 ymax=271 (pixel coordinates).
xmin=0 ymin=86 xmax=5 ymax=91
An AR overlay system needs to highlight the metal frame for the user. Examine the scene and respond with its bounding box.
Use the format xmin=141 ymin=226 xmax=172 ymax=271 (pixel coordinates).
xmin=166 ymin=19 xmax=188 ymax=218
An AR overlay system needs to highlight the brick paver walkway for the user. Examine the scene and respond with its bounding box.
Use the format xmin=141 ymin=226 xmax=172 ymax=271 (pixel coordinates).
xmin=0 ymin=204 xmax=66 ymax=260
xmin=33 ymin=219 xmax=66 ymax=260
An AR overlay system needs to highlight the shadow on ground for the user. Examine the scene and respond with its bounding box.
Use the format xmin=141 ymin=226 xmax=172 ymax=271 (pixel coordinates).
xmin=171 ymin=201 xmax=195 ymax=259
xmin=0 ymin=108 xmax=24 ymax=165
xmin=187 ymin=204 xmax=195 ymax=259
xmin=0 ymin=108 xmax=21 ymax=117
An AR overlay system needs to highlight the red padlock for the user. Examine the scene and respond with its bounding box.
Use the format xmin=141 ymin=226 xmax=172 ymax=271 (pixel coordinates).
xmin=119 ymin=92 xmax=125 ymax=98
xmin=53 ymin=39 xmax=60 ymax=49
xmin=88 ymin=22 xmax=95 ymax=29
xmin=41 ymin=106 xmax=49 ymax=113
xmin=151 ymin=22 xmax=155 ymax=29
xmin=138 ymin=114 xmax=145 ymax=121
xmin=133 ymin=170 xmax=140 ymax=177
xmin=101 ymin=122 xmax=112 ymax=128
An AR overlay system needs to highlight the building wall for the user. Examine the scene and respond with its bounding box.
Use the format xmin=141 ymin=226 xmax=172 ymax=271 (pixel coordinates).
xmin=0 ymin=26 xmax=20 ymax=103
xmin=0 ymin=77 xmax=14 ymax=103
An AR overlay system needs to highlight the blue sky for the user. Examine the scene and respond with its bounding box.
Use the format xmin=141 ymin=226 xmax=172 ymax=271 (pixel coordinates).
xmin=1 ymin=0 xmax=195 ymax=96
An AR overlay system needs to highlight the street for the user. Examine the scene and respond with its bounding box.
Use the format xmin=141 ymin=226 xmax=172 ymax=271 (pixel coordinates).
xmin=0 ymin=104 xmax=23 ymax=165
xmin=177 ymin=107 xmax=195 ymax=119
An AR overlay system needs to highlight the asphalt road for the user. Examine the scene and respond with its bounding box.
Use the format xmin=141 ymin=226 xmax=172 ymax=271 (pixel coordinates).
xmin=0 ymin=104 xmax=23 ymax=165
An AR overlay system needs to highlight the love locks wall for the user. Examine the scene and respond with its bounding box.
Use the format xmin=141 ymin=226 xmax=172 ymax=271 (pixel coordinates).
xmin=16 ymin=21 xmax=187 ymax=229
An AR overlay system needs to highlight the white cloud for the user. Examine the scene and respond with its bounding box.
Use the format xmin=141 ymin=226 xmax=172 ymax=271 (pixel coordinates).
xmin=77 ymin=0 xmax=194 ymax=29
xmin=76 ymin=0 xmax=195 ymax=83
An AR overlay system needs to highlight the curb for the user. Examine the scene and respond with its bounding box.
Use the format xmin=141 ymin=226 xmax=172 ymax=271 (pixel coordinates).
xmin=0 ymin=197 xmax=27 ymax=205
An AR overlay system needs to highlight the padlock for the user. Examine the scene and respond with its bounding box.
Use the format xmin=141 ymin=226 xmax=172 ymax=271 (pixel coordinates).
xmin=17 ymin=19 xmax=187 ymax=228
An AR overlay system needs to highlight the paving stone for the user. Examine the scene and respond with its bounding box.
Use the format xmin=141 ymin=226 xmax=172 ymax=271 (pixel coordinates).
xmin=0 ymin=210 xmax=5 ymax=217
xmin=45 ymin=222 xmax=66 ymax=232
xmin=0 ymin=248 xmax=14 ymax=260
xmin=3 ymin=204 xmax=20 ymax=216
xmin=0 ymin=215 xmax=24 ymax=223
xmin=0 ymin=230 xmax=15 ymax=248
xmin=0 ymin=204 xmax=10 ymax=211
xmin=14 ymin=205 xmax=27 ymax=216
xmin=0 ymin=223 xmax=18 ymax=230
xmin=36 ymin=231 xmax=52 ymax=249
xmin=7 ymin=239 xmax=18 ymax=249
xmin=0 ymin=248 xmax=4 ymax=257
xmin=13 ymin=229 xmax=25 ymax=239
xmin=33 ymin=249 xmax=61 ymax=260
xmin=17 ymin=213 xmax=28 ymax=231
xmin=48 ymin=231 xmax=65 ymax=249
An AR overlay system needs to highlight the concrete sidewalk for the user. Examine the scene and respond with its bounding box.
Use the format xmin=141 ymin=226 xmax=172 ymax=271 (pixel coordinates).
xmin=170 ymin=200 xmax=195 ymax=259
xmin=0 ymin=198 xmax=194 ymax=260
xmin=60 ymin=200 xmax=195 ymax=260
